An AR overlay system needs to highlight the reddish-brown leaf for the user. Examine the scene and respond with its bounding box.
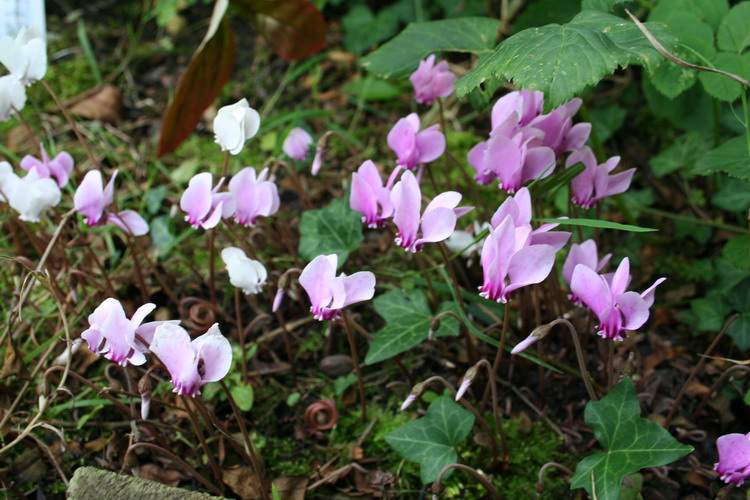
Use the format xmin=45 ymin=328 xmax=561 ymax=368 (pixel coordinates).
xmin=156 ymin=18 xmax=235 ymax=158
xmin=232 ymin=0 xmax=326 ymax=60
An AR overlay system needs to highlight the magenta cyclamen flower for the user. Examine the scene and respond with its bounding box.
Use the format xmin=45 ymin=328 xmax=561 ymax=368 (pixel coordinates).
xmin=490 ymin=89 xmax=544 ymax=130
xmin=468 ymin=117 xmax=555 ymax=191
xmin=571 ymin=258 xmax=665 ymax=341
xmin=74 ymin=170 xmax=149 ymax=236
xmin=282 ymin=127 xmax=313 ymax=161
xmin=150 ymin=323 xmax=232 ymax=397
xmin=299 ymin=254 xmax=376 ymax=321
xmin=387 ymin=114 xmax=445 ymax=170
xmin=228 ymin=167 xmax=279 ymax=226
xmin=81 ymin=298 xmax=176 ymax=366
xmin=528 ymin=98 xmax=591 ymax=155
xmin=489 ymin=187 xmax=571 ymax=252
xmin=20 ymin=144 xmax=73 ymax=188
xmin=566 ymin=146 xmax=635 ymax=209
xmin=479 ymin=215 xmax=557 ymax=304
xmin=563 ymin=239 xmax=611 ymax=306
xmin=180 ymin=172 xmax=235 ymax=229
xmin=391 ymin=170 xmax=473 ymax=252
xmin=409 ymin=54 xmax=456 ymax=105
xmin=715 ymin=432 xmax=750 ymax=486
xmin=350 ymin=160 xmax=394 ymax=228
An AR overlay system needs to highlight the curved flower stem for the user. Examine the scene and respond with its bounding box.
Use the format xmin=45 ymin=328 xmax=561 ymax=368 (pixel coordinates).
xmin=341 ymin=310 xmax=367 ymax=422
xmin=473 ymin=359 xmax=510 ymax=473
xmin=691 ymin=365 xmax=750 ymax=421
xmin=274 ymin=309 xmax=298 ymax=388
xmin=437 ymin=244 xmax=478 ymax=363
xmin=548 ymin=318 xmax=598 ymax=401
xmin=122 ymin=442 xmax=223 ymax=496
xmin=482 ymin=302 xmax=510 ymax=412
xmin=235 ymin=289 xmax=249 ymax=384
xmin=537 ymin=461 xmax=573 ymax=489
xmin=664 ymin=314 xmax=738 ymax=427
xmin=219 ymin=380 xmax=270 ymax=500
xmin=419 ymin=376 xmax=499 ymax=469
xmin=607 ymin=340 xmax=615 ymax=391
xmin=416 ymin=252 xmax=439 ymax=309
xmin=431 ymin=463 xmax=502 ymax=500
xmin=221 ymin=151 xmax=231 ymax=178
xmin=208 ymin=229 xmax=217 ymax=306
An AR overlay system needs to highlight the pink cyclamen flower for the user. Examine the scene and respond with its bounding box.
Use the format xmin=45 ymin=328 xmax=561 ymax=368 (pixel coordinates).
xmin=490 ymin=89 xmax=544 ymax=130
xmin=489 ymin=187 xmax=571 ymax=252
xmin=150 ymin=323 xmax=232 ymax=397
xmin=20 ymin=144 xmax=73 ymax=188
xmin=74 ymin=169 xmax=149 ymax=235
xmin=563 ymin=240 xmax=611 ymax=305
xmin=409 ymin=54 xmax=456 ymax=105
xmin=282 ymin=127 xmax=313 ymax=161
xmin=299 ymin=254 xmax=375 ymax=321
xmin=715 ymin=432 xmax=750 ymax=486
xmin=566 ymin=146 xmax=635 ymax=209
xmin=81 ymin=298 xmax=177 ymax=366
xmin=570 ymin=258 xmax=666 ymax=341
xmin=387 ymin=113 xmax=445 ymax=170
xmin=180 ymin=172 xmax=235 ymax=229
xmin=479 ymin=214 xmax=557 ymax=304
xmin=228 ymin=167 xmax=279 ymax=226
xmin=528 ymin=98 xmax=591 ymax=156
xmin=350 ymin=160 xmax=394 ymax=228
xmin=391 ymin=170 xmax=473 ymax=252
xmin=468 ymin=118 xmax=555 ymax=191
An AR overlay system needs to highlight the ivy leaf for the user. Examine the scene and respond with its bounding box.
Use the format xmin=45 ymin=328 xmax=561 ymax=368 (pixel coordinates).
xmin=361 ymin=17 xmax=499 ymax=78
xmin=385 ymin=396 xmax=475 ymax=483
xmin=694 ymin=136 xmax=750 ymax=181
xmin=728 ymin=314 xmax=750 ymax=351
xmin=365 ymin=289 xmax=459 ymax=365
xmin=571 ymin=378 xmax=693 ymax=500
xmin=298 ymin=198 xmax=363 ymax=267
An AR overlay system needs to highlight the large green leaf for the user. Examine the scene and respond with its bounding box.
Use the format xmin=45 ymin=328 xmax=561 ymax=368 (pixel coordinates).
xmin=456 ymin=11 xmax=674 ymax=108
xmin=694 ymin=136 xmax=750 ymax=180
xmin=650 ymin=132 xmax=706 ymax=178
xmin=571 ymin=378 xmax=693 ymax=500
xmin=360 ymin=17 xmax=499 ymax=78
xmin=698 ymin=52 xmax=750 ymax=102
xmin=385 ymin=396 xmax=475 ymax=483
xmin=298 ymin=197 xmax=363 ymax=266
xmin=648 ymin=0 xmax=729 ymax=30
xmin=717 ymin=2 xmax=750 ymax=53
xmin=712 ymin=177 xmax=750 ymax=211
xmin=581 ymin=0 xmax=628 ymax=13
xmin=365 ymin=289 xmax=459 ymax=365
xmin=728 ymin=313 xmax=750 ymax=350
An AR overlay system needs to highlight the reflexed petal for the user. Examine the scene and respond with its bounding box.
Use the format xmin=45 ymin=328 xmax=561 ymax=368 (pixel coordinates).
xmin=530 ymin=230 xmax=570 ymax=252
xmin=563 ymin=122 xmax=591 ymax=151
xmin=180 ymin=172 xmax=213 ymax=226
xmin=505 ymin=244 xmax=555 ymax=296
xmin=419 ymin=207 xmax=457 ymax=243
xmin=415 ymin=125 xmax=446 ymax=163
xmin=571 ymin=264 xmax=611 ymax=316
xmin=193 ymin=324 xmax=232 ymax=383
xmin=130 ymin=303 xmax=156 ymax=329
xmin=108 ymin=210 xmax=149 ymax=236
xmin=521 ymin=146 xmax=555 ymax=184
xmin=341 ymin=271 xmax=376 ymax=307
xmin=423 ymin=191 xmax=461 ymax=215
xmin=135 ymin=320 xmax=180 ymax=347
xmin=150 ymin=323 xmax=195 ymax=384
xmin=617 ymin=291 xmax=649 ymax=331
xmin=74 ymin=170 xmax=105 ymax=224
xmin=641 ymin=277 xmax=666 ymax=308
xmin=300 ymin=255 xmax=336 ymax=313
xmin=604 ymin=168 xmax=635 ymax=197
xmin=610 ymin=258 xmax=630 ymax=297
xmin=387 ymin=117 xmax=416 ymax=160
xmin=392 ymin=171 xmax=421 ymax=247
xmin=201 ymin=202 xmax=223 ymax=230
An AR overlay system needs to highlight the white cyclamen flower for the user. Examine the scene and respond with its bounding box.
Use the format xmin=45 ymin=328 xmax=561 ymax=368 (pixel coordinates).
xmin=213 ymin=98 xmax=261 ymax=155
xmin=221 ymin=247 xmax=267 ymax=294
xmin=0 ymin=27 xmax=47 ymax=85
xmin=0 ymin=75 xmax=26 ymax=121
xmin=0 ymin=162 xmax=60 ymax=222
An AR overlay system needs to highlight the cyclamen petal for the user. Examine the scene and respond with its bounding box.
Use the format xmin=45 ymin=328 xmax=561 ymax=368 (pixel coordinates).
xmin=228 ymin=167 xmax=279 ymax=226
xmin=715 ymin=432 xmax=750 ymax=486
xmin=0 ymin=74 xmax=26 ymax=121
xmin=107 ymin=210 xmax=149 ymax=236
xmin=213 ymin=99 xmax=261 ymax=155
xmin=221 ymin=246 xmax=268 ymax=295
xmin=387 ymin=114 xmax=445 ymax=170
xmin=0 ymin=27 xmax=47 ymax=85
xmin=75 ymin=170 xmax=114 ymax=226
xmin=300 ymin=254 xmax=376 ymax=321
xmin=350 ymin=160 xmax=393 ymax=228
xmin=409 ymin=54 xmax=456 ymax=105
xmin=6 ymin=167 xmax=60 ymax=222
xmin=21 ymin=145 xmax=74 ymax=188
xmin=567 ymin=146 xmax=634 ymax=208
xmin=283 ymin=127 xmax=313 ymax=161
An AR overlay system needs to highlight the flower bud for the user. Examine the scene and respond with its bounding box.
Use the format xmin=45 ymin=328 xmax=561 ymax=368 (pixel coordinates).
xmin=511 ymin=324 xmax=552 ymax=355
xmin=455 ymin=365 xmax=479 ymax=401
xmin=272 ymin=287 xmax=285 ymax=313
xmin=401 ymin=382 xmax=425 ymax=411
xmin=311 ymin=146 xmax=324 ymax=176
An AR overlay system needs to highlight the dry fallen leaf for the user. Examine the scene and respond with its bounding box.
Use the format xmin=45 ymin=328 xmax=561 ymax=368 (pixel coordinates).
xmin=70 ymin=84 xmax=122 ymax=124
xmin=272 ymin=475 xmax=308 ymax=500
xmin=139 ymin=463 xmax=185 ymax=487
xmin=223 ymin=466 xmax=263 ymax=500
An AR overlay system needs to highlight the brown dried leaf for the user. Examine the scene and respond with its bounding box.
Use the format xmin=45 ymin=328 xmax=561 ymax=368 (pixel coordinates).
xmin=70 ymin=84 xmax=122 ymax=124
xmin=272 ymin=475 xmax=308 ymax=500
xmin=140 ymin=463 xmax=185 ymax=487
xmin=644 ymin=336 xmax=675 ymax=375
xmin=1 ymin=342 xmax=24 ymax=378
xmin=223 ymin=466 xmax=263 ymax=500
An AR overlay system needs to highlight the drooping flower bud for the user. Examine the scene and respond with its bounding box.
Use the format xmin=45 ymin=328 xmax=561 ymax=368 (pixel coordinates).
xmin=455 ymin=365 xmax=479 ymax=401
xmin=511 ymin=324 xmax=553 ymax=355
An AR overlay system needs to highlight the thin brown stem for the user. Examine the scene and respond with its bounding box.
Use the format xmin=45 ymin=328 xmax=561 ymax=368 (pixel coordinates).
xmin=235 ymin=289 xmax=249 ymax=384
xmin=482 ymin=302 xmax=510 ymax=412
xmin=341 ymin=311 xmax=367 ymax=422
xmin=691 ymin=365 xmax=750 ymax=421
xmin=432 ymin=463 xmax=502 ymax=500
xmin=473 ymin=359 xmax=509 ymax=472
xmin=41 ymin=80 xmax=98 ymax=168
xmin=547 ymin=319 xmax=599 ymax=401
xmin=208 ymin=230 xmax=217 ymax=306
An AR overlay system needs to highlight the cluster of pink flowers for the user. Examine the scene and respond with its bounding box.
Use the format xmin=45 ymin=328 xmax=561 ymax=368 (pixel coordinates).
xmin=82 ymin=297 xmax=231 ymax=400
xmin=467 ymin=89 xmax=633 ymax=207
xmin=180 ymin=167 xmax=279 ymax=229
xmin=75 ymin=169 xmax=150 ymax=236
